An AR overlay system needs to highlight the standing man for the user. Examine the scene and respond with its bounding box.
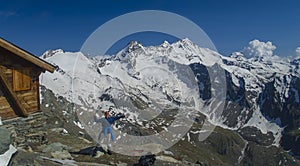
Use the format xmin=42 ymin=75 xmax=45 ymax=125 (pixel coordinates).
xmin=94 ymin=108 xmax=125 ymax=155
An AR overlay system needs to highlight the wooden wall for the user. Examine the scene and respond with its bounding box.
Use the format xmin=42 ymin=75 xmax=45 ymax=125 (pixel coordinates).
xmin=0 ymin=47 xmax=42 ymax=120
xmin=0 ymin=88 xmax=17 ymax=119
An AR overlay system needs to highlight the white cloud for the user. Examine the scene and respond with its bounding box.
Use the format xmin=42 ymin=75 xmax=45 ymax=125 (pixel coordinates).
xmin=243 ymin=39 xmax=276 ymax=59
xmin=296 ymin=47 xmax=300 ymax=57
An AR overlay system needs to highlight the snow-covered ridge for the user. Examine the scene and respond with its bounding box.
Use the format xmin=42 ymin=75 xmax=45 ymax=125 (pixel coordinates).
xmin=114 ymin=38 xmax=223 ymax=67
xmin=40 ymin=39 xmax=300 ymax=147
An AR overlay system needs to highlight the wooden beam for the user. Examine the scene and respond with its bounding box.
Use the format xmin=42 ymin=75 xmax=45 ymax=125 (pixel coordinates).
xmin=37 ymin=77 xmax=41 ymax=111
xmin=0 ymin=70 xmax=28 ymax=117
xmin=0 ymin=38 xmax=55 ymax=73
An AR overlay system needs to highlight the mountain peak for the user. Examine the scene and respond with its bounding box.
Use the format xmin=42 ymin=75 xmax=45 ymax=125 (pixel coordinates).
xmin=173 ymin=38 xmax=197 ymax=50
xmin=160 ymin=40 xmax=170 ymax=48
xmin=127 ymin=40 xmax=144 ymax=52
xmin=41 ymin=49 xmax=64 ymax=59
xmin=181 ymin=38 xmax=193 ymax=44
xmin=114 ymin=40 xmax=145 ymax=60
xmin=230 ymin=52 xmax=246 ymax=60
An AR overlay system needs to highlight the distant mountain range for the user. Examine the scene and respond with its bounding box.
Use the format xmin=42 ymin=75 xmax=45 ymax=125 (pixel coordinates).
xmin=40 ymin=38 xmax=300 ymax=162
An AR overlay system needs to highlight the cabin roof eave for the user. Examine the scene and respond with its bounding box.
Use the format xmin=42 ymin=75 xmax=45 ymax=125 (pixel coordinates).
xmin=0 ymin=37 xmax=56 ymax=73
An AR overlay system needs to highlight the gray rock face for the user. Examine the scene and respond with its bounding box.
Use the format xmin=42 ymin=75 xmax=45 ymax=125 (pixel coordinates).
xmin=259 ymin=76 xmax=300 ymax=157
xmin=0 ymin=126 xmax=11 ymax=154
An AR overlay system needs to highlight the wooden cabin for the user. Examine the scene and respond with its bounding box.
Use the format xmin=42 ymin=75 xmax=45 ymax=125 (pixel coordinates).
xmin=0 ymin=38 xmax=55 ymax=120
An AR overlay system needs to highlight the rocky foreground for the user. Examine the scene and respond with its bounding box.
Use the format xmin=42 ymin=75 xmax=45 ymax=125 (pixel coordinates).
xmin=0 ymin=87 xmax=299 ymax=166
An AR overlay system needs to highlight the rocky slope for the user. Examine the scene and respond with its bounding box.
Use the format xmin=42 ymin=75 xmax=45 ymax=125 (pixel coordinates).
xmin=1 ymin=86 xmax=298 ymax=165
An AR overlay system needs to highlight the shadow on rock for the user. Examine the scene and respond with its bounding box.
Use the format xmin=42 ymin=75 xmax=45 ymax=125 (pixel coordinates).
xmin=70 ymin=146 xmax=106 ymax=156
xmin=134 ymin=153 xmax=156 ymax=166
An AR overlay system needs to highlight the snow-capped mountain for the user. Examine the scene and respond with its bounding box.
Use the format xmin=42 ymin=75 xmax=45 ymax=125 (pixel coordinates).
xmin=40 ymin=39 xmax=300 ymax=157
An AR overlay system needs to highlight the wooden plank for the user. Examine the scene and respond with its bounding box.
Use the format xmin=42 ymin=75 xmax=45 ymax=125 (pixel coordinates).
xmin=0 ymin=105 xmax=10 ymax=110
xmin=0 ymin=107 xmax=13 ymax=114
xmin=6 ymin=73 xmax=12 ymax=78
xmin=27 ymin=104 xmax=38 ymax=110
xmin=17 ymin=92 xmax=38 ymax=110
xmin=0 ymin=86 xmax=13 ymax=116
xmin=23 ymin=95 xmax=36 ymax=102
xmin=0 ymin=69 xmax=28 ymax=116
xmin=37 ymin=77 xmax=41 ymax=111
xmin=27 ymin=105 xmax=38 ymax=110
xmin=0 ymin=99 xmax=8 ymax=105
xmin=25 ymin=99 xmax=37 ymax=104
xmin=1 ymin=114 xmax=17 ymax=120
xmin=0 ymin=96 xmax=8 ymax=101
xmin=0 ymin=102 xmax=9 ymax=107
xmin=21 ymin=100 xmax=29 ymax=107
xmin=18 ymin=91 xmax=36 ymax=97
xmin=27 ymin=107 xmax=39 ymax=113
xmin=0 ymin=38 xmax=55 ymax=73
xmin=0 ymin=108 xmax=16 ymax=119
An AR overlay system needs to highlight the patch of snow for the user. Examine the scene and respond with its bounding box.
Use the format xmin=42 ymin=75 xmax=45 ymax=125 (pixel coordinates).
xmin=0 ymin=145 xmax=17 ymax=166
xmin=244 ymin=107 xmax=283 ymax=146
xmin=187 ymin=132 xmax=191 ymax=142
xmin=238 ymin=141 xmax=248 ymax=164
xmin=62 ymin=129 xmax=68 ymax=134
xmin=161 ymin=126 xmax=168 ymax=132
xmin=73 ymin=121 xmax=84 ymax=129
xmin=231 ymin=74 xmax=240 ymax=87
xmin=163 ymin=150 xmax=174 ymax=156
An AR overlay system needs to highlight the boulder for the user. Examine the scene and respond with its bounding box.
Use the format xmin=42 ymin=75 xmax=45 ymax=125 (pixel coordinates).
xmin=156 ymin=155 xmax=181 ymax=163
xmin=43 ymin=142 xmax=73 ymax=160
xmin=163 ymin=150 xmax=174 ymax=156
xmin=42 ymin=142 xmax=71 ymax=153
xmin=51 ymin=150 xmax=73 ymax=160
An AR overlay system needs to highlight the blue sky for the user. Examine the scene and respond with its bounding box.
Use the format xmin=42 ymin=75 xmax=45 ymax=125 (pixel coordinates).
xmin=0 ymin=0 xmax=299 ymax=56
